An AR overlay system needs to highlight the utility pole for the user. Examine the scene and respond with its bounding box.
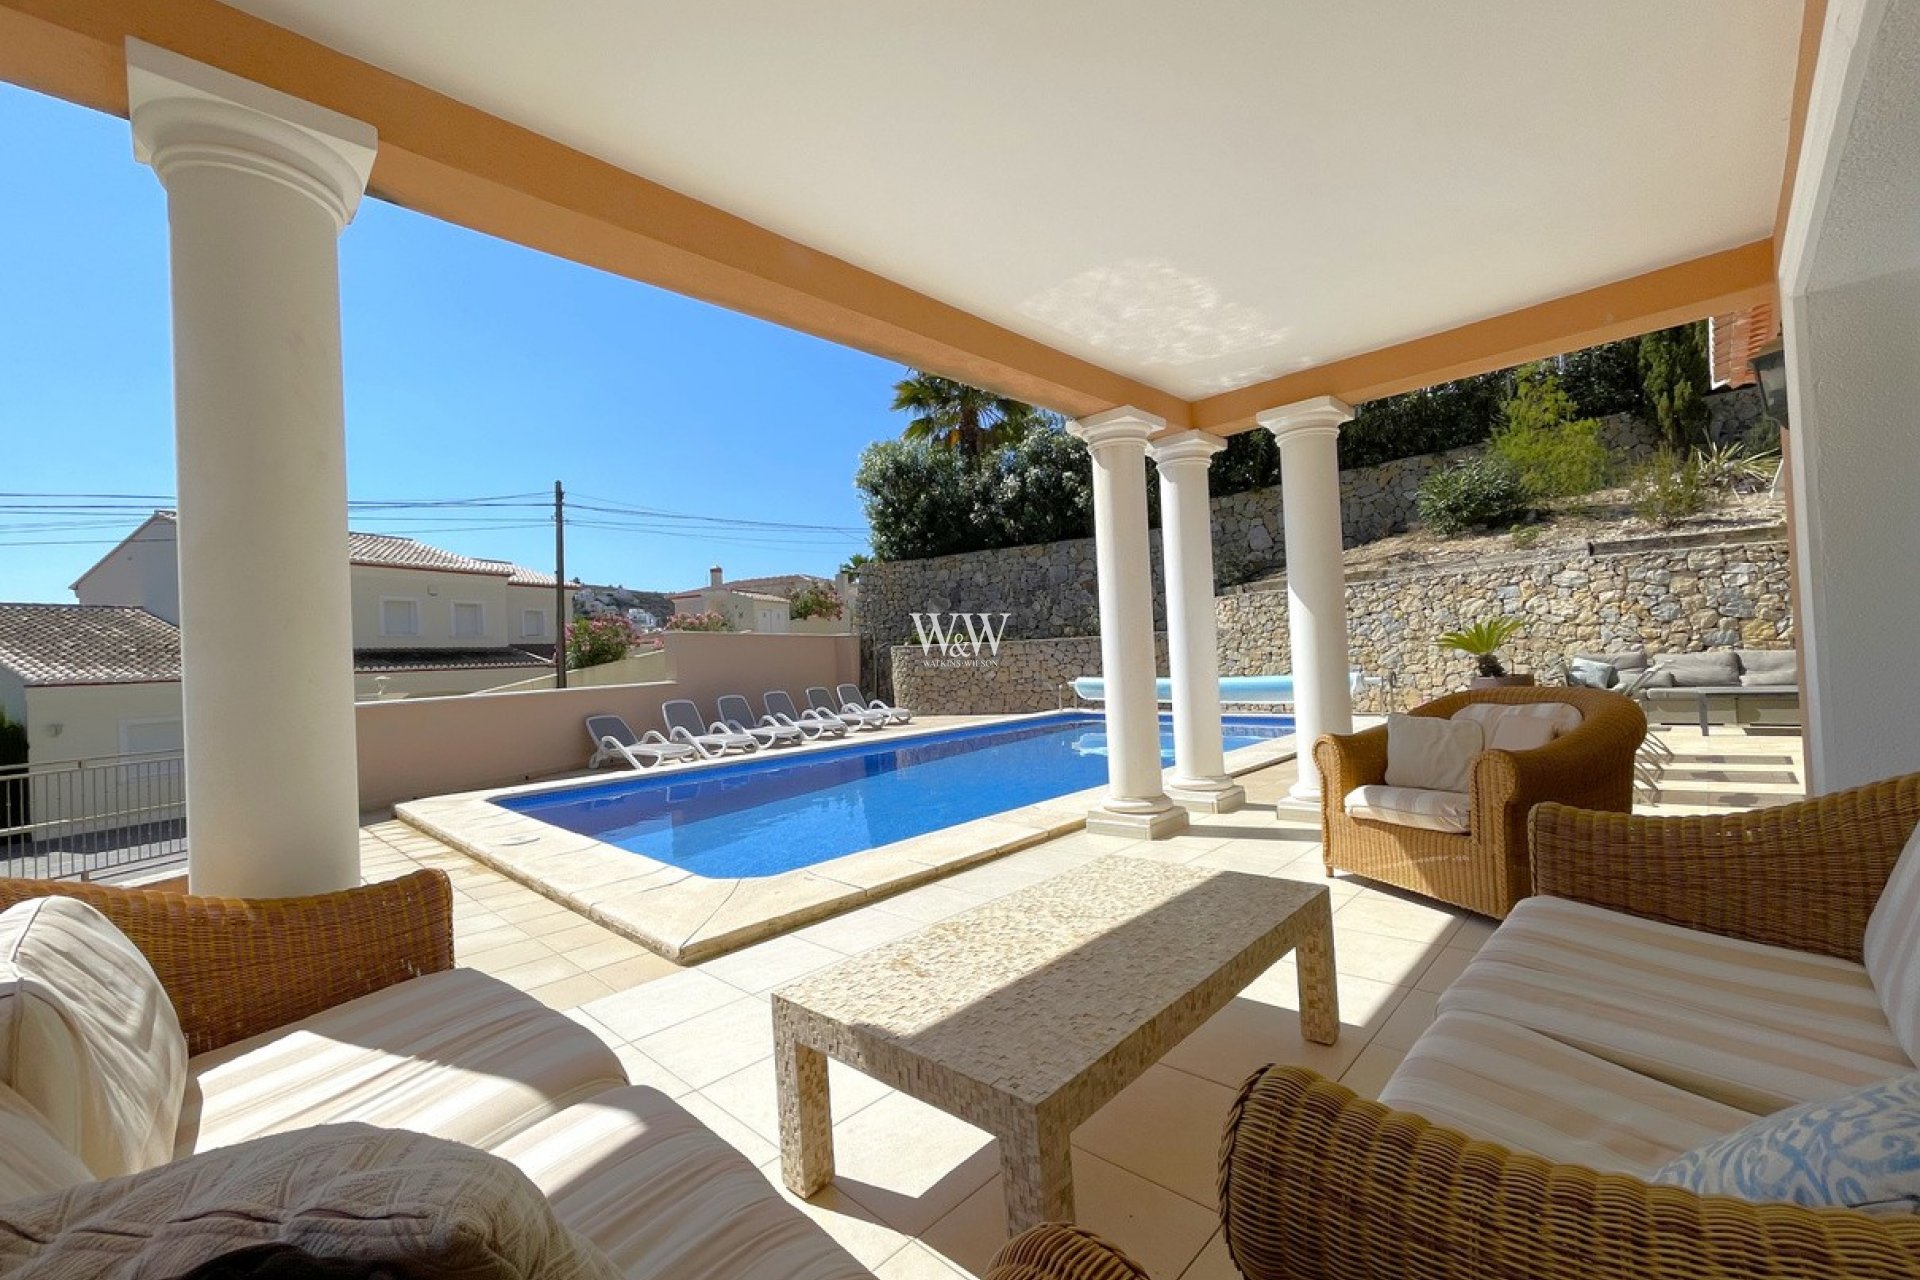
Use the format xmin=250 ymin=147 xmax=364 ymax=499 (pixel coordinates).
xmin=553 ymin=480 xmax=568 ymax=690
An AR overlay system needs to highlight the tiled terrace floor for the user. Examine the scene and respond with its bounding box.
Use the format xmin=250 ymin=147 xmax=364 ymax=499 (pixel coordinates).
xmin=358 ymin=724 xmax=1805 ymax=1280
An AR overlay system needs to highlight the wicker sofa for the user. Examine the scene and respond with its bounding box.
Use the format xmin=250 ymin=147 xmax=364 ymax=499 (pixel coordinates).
xmin=1218 ymin=774 xmax=1920 ymax=1280
xmin=0 ymin=871 xmax=1112 ymax=1280
xmin=1314 ymin=686 xmax=1647 ymax=918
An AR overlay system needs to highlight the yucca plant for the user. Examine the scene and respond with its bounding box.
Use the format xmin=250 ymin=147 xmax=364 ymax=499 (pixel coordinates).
xmin=1693 ymin=442 xmax=1778 ymax=494
xmin=1437 ymin=616 xmax=1526 ymax=678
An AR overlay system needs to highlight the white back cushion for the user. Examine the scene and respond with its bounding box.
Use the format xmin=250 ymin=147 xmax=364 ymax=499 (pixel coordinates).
xmin=0 ymin=1082 xmax=91 ymax=1203
xmin=1865 ymin=822 xmax=1920 ymax=1062
xmin=0 ymin=897 xmax=187 ymax=1178
xmin=1384 ymin=714 xmax=1483 ymax=793
xmin=1452 ymin=701 xmax=1584 ymax=748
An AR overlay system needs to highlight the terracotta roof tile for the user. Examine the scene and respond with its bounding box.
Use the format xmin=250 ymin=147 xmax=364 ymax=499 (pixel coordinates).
xmin=351 ymin=647 xmax=554 ymax=673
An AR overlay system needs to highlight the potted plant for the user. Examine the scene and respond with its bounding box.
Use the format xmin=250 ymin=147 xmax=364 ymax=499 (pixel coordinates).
xmin=1437 ymin=617 xmax=1533 ymax=688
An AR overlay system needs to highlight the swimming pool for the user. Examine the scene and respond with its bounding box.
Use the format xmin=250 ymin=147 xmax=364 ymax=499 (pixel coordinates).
xmin=494 ymin=712 xmax=1293 ymax=879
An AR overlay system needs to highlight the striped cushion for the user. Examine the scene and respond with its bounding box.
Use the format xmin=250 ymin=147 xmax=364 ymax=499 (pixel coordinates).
xmin=493 ymin=1087 xmax=872 ymax=1280
xmin=179 ymin=968 xmax=627 ymax=1158
xmin=1865 ymin=821 xmax=1920 ymax=1062
xmin=1344 ymin=784 xmax=1470 ymax=834
xmin=1378 ymin=1010 xmax=1754 ymax=1175
xmin=0 ymin=1082 xmax=91 ymax=1203
xmin=1441 ymin=896 xmax=1909 ymax=1114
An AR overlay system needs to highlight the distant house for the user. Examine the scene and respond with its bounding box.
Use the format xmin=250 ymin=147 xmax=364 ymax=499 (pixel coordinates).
xmin=67 ymin=511 xmax=574 ymax=703
xmin=0 ymin=604 xmax=186 ymax=766
xmin=667 ymin=566 xmax=851 ymax=634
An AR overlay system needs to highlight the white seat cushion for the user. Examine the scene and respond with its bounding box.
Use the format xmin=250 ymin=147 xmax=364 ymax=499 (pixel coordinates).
xmin=1383 ymin=713 xmax=1482 ymax=792
xmin=1440 ymin=896 xmax=1911 ymax=1114
xmin=1864 ymin=820 xmax=1920 ymax=1062
xmin=493 ymin=1087 xmax=871 ymax=1280
xmin=1378 ymin=1010 xmax=1754 ymax=1176
xmin=179 ymin=967 xmax=626 ymax=1157
xmin=1344 ymin=784 xmax=1471 ymax=834
xmin=0 ymin=896 xmax=187 ymax=1178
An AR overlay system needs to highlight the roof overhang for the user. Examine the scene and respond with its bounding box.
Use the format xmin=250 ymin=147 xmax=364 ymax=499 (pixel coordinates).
xmin=0 ymin=1 xmax=1823 ymax=432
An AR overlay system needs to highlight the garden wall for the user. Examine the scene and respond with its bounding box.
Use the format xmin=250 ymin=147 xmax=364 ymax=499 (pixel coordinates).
xmin=890 ymin=532 xmax=1791 ymax=715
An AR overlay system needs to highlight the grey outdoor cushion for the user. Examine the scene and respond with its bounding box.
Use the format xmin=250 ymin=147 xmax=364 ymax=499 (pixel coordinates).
xmin=1737 ymin=649 xmax=1798 ymax=687
xmin=1568 ymin=658 xmax=1618 ymax=690
xmin=1577 ymin=650 xmax=1648 ymax=674
xmin=1650 ymin=650 xmax=1741 ymax=688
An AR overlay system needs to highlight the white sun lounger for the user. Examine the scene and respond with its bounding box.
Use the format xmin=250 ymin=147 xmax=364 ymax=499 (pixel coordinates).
xmin=585 ymin=714 xmax=698 ymax=769
xmin=839 ymin=682 xmax=913 ymax=725
xmin=717 ymin=694 xmax=803 ymax=748
xmin=809 ymin=685 xmax=887 ymax=730
xmin=764 ymin=689 xmax=848 ymax=739
xmin=661 ymin=699 xmax=760 ymax=757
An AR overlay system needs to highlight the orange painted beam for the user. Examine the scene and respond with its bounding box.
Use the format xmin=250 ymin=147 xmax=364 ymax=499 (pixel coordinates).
xmin=1188 ymin=241 xmax=1778 ymax=434
xmin=1775 ymin=0 xmax=1830 ymax=260
xmin=0 ymin=0 xmax=1188 ymax=425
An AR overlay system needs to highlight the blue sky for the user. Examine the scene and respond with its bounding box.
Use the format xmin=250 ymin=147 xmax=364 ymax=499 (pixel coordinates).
xmin=0 ymin=83 xmax=905 ymax=604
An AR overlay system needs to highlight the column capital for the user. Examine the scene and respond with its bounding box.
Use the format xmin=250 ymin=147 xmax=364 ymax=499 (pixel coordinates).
xmin=1149 ymin=429 xmax=1228 ymax=469
xmin=1255 ymin=395 xmax=1354 ymax=442
xmin=1070 ymin=406 xmax=1164 ymax=450
xmin=128 ymin=38 xmax=377 ymax=229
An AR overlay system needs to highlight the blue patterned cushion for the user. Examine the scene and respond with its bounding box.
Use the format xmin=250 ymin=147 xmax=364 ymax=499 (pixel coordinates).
xmin=1652 ymin=1074 xmax=1920 ymax=1213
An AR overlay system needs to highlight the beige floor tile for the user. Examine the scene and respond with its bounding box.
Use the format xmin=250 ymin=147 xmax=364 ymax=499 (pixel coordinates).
xmin=699 ymin=934 xmax=845 ymax=994
xmin=636 ymin=996 xmax=775 ymax=1087
xmin=1338 ymin=1042 xmax=1408 ymax=1099
xmin=591 ymin=952 xmax=683 ymax=991
xmin=701 ymin=1055 xmax=893 ymax=1144
xmin=1161 ymin=979 xmax=1399 ymax=1089
xmin=920 ymin=1150 xmax=1215 ymax=1280
xmin=1373 ymin=988 xmax=1440 ymax=1050
xmin=491 ymin=952 xmax=585 ymax=991
xmin=1449 ymin=914 xmax=1499 ymax=952
xmin=793 ymin=907 xmax=926 ymax=955
xmin=1177 ymin=1231 xmax=1238 ymax=1280
xmin=491 ymin=896 xmax=577 ymax=926
xmin=1413 ymin=946 xmax=1477 ymax=994
xmin=538 ymin=919 xmax=622 ymax=954
xmin=463 ymin=937 xmax=555 ymax=975
xmin=564 ymin=933 xmax=656 ymax=969
xmin=1335 ymin=890 xmax=1466 ymax=945
xmin=525 ymin=970 xmax=616 ymax=1011
xmin=612 ymin=1043 xmax=695 ymax=1099
xmin=876 ymin=883 xmax=990 ymax=924
xmin=576 ymin=969 xmax=743 ymax=1041
xmin=874 ymin=1240 xmax=973 ymax=1280
xmin=1071 ymin=1065 xmax=1238 ymax=1208
xmin=768 ymin=1173 xmax=917 ymax=1271
xmin=559 ymin=1006 xmax=622 ymax=1049
xmin=1324 ymin=927 xmax=1449 ymax=986
xmin=829 ymin=1091 xmax=999 ymax=1238
xmin=453 ymin=925 xmax=530 ymax=957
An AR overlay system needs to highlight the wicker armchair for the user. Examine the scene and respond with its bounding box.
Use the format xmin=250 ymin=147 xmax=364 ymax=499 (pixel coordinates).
xmin=1314 ymin=686 xmax=1646 ymax=918
xmin=1218 ymin=774 xmax=1920 ymax=1280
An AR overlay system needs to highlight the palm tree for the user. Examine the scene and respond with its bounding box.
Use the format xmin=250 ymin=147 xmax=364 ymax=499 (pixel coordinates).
xmin=890 ymin=371 xmax=1053 ymax=462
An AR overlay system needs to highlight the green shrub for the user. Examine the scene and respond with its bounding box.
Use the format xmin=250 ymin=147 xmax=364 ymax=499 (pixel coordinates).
xmin=1629 ymin=448 xmax=1709 ymax=527
xmin=1694 ymin=442 xmax=1778 ymax=494
xmin=1740 ymin=419 xmax=1784 ymax=459
xmin=856 ymin=423 xmax=1096 ymax=561
xmin=1416 ymin=455 xmax=1529 ymax=536
xmin=0 ymin=712 xmax=23 ymax=767
xmin=1490 ymin=366 xmax=1612 ymax=501
xmin=1510 ymin=523 xmax=1542 ymax=550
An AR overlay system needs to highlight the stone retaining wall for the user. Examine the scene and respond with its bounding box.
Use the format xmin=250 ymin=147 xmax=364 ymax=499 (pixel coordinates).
xmin=890 ymin=635 xmax=1174 ymax=717
xmin=890 ymin=535 xmax=1790 ymax=716
xmin=1219 ymin=536 xmax=1792 ymax=713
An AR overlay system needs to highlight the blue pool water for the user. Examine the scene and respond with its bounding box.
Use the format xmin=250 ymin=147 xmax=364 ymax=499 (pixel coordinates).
xmin=495 ymin=712 xmax=1293 ymax=879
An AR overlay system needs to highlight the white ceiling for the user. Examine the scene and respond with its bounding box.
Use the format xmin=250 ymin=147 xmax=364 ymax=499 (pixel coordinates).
xmin=223 ymin=0 xmax=1803 ymax=400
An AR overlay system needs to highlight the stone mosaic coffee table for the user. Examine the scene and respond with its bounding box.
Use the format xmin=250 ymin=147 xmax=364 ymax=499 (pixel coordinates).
xmin=772 ymin=855 xmax=1338 ymax=1233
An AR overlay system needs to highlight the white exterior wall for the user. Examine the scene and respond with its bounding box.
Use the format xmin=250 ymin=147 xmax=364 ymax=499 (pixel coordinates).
xmin=71 ymin=518 xmax=182 ymax=624
xmin=24 ymin=682 xmax=184 ymax=763
xmin=350 ymin=565 xmax=513 ymax=649
xmin=1780 ymin=0 xmax=1920 ymax=793
xmin=21 ymin=682 xmax=186 ymax=833
xmin=508 ymin=584 xmax=566 ymax=646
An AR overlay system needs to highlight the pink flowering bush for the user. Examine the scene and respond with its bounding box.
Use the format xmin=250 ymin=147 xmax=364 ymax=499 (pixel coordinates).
xmin=663 ymin=610 xmax=734 ymax=633
xmin=564 ymin=614 xmax=639 ymax=669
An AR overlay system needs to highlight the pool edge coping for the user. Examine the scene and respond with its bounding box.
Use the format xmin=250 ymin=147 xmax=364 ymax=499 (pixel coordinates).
xmin=395 ymin=711 xmax=1299 ymax=964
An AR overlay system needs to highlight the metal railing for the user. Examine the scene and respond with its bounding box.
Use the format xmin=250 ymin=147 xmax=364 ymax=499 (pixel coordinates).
xmin=0 ymin=750 xmax=186 ymax=881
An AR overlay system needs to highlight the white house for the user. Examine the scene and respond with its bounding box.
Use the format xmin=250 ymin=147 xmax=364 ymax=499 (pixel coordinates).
xmin=668 ymin=566 xmax=851 ymax=635
xmin=67 ymin=511 xmax=576 ymax=702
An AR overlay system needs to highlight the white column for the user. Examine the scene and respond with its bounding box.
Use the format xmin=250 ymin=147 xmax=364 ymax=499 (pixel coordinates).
xmin=129 ymin=41 xmax=376 ymax=897
xmin=1069 ymin=410 xmax=1187 ymax=839
xmin=1151 ymin=431 xmax=1244 ymax=813
xmin=1256 ymin=397 xmax=1356 ymax=803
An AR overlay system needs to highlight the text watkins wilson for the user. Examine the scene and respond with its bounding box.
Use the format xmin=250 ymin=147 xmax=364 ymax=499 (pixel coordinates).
xmin=910 ymin=612 xmax=1011 ymax=666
